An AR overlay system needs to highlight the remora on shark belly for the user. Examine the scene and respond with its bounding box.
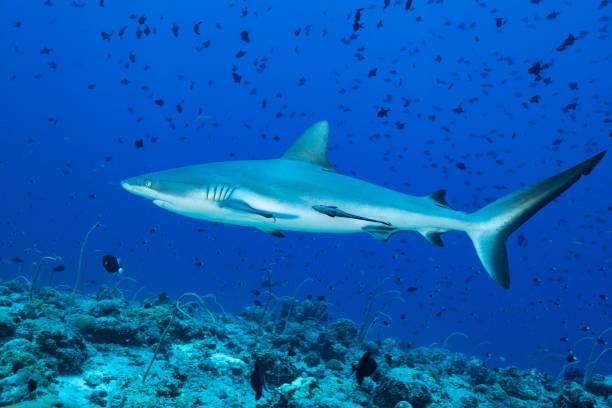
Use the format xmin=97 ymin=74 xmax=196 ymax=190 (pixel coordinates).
xmin=121 ymin=121 xmax=606 ymax=289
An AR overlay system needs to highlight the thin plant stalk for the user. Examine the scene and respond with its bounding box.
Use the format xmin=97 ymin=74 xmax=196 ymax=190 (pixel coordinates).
xmin=29 ymin=255 xmax=61 ymax=301
xmin=71 ymin=223 xmax=99 ymax=304
xmin=142 ymin=292 xmax=215 ymax=384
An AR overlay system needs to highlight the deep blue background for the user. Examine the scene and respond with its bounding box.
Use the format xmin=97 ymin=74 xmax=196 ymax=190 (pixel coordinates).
xmin=1 ymin=0 xmax=610 ymax=376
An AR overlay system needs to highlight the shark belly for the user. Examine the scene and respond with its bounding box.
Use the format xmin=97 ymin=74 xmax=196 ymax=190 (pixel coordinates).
xmin=219 ymin=183 xmax=470 ymax=235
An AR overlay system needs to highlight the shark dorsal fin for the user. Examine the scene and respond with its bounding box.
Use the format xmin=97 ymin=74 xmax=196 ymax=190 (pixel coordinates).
xmin=281 ymin=121 xmax=337 ymax=172
xmin=426 ymin=189 xmax=453 ymax=209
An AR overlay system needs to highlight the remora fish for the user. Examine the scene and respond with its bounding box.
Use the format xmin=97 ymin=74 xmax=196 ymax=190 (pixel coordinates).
xmin=121 ymin=121 xmax=606 ymax=289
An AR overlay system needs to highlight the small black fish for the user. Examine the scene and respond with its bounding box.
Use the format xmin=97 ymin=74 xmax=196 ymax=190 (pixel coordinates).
xmin=352 ymin=352 xmax=377 ymax=384
xmin=250 ymin=361 xmax=268 ymax=400
xmin=52 ymin=265 xmax=65 ymax=272
xmin=353 ymin=8 xmax=364 ymax=32
xmin=241 ymin=30 xmax=250 ymax=43
xmin=102 ymin=254 xmax=122 ymax=273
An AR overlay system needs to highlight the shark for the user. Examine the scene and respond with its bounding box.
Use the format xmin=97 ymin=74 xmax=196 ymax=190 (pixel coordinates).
xmin=121 ymin=121 xmax=606 ymax=289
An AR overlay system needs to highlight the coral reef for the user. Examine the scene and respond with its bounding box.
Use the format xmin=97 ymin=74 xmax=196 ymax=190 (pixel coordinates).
xmin=0 ymin=279 xmax=610 ymax=408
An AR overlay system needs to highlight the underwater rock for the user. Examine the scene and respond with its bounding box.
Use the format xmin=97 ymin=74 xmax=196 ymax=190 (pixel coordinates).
xmin=89 ymin=298 xmax=124 ymax=317
xmin=79 ymin=316 xmax=142 ymax=345
xmin=374 ymin=367 xmax=438 ymax=408
xmin=205 ymin=353 xmax=247 ymax=377
xmin=280 ymin=299 xmax=328 ymax=323
xmin=0 ymin=364 xmax=51 ymax=407
xmin=315 ymin=319 xmax=358 ymax=361
xmin=554 ymin=382 xmax=598 ymax=408
xmin=83 ymin=371 xmax=104 ymax=387
xmin=0 ymin=309 xmax=16 ymax=340
xmin=585 ymin=374 xmax=612 ymax=397
xmin=0 ymin=395 xmax=79 ymax=408
xmin=465 ymin=358 xmax=496 ymax=385
xmin=256 ymin=351 xmax=299 ymax=387
xmin=17 ymin=317 xmax=87 ymax=374
xmin=35 ymin=287 xmax=67 ymax=309
xmin=303 ymin=352 xmax=321 ymax=368
xmin=498 ymin=367 xmax=552 ymax=401
xmin=278 ymin=377 xmax=317 ymax=403
xmin=441 ymin=352 xmax=468 ymax=375
xmin=0 ymin=339 xmax=38 ymax=377
xmin=324 ymin=359 xmax=343 ymax=371
xmin=88 ymin=389 xmax=108 ymax=407
xmin=322 ymin=319 xmax=358 ymax=346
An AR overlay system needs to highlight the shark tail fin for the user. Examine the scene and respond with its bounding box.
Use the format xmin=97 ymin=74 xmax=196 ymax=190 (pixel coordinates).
xmin=465 ymin=151 xmax=605 ymax=289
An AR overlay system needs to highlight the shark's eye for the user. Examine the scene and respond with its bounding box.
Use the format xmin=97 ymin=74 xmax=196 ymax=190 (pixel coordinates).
xmin=144 ymin=178 xmax=152 ymax=188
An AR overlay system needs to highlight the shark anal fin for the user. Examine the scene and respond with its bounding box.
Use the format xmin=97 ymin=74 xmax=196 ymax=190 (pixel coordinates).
xmin=426 ymin=189 xmax=453 ymax=210
xmin=419 ymin=229 xmax=447 ymax=247
xmin=258 ymin=227 xmax=285 ymax=238
xmin=363 ymin=225 xmax=397 ymax=242
xmin=220 ymin=199 xmax=298 ymax=220
xmin=281 ymin=121 xmax=338 ymax=172
xmin=313 ymin=205 xmax=391 ymax=226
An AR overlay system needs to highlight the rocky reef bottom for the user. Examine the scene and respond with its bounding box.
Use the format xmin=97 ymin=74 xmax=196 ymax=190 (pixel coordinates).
xmin=0 ymin=278 xmax=610 ymax=408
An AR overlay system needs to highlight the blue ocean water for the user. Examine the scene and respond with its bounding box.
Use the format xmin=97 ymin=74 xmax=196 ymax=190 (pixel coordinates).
xmin=0 ymin=0 xmax=610 ymax=380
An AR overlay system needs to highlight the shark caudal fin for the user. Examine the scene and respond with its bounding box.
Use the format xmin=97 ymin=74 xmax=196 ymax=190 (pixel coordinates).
xmin=466 ymin=151 xmax=606 ymax=289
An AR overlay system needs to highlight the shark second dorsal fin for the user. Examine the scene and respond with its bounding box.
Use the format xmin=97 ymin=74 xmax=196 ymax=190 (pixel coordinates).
xmin=281 ymin=121 xmax=337 ymax=172
xmin=426 ymin=189 xmax=453 ymax=210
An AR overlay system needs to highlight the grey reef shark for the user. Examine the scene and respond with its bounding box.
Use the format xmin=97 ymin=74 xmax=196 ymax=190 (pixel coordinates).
xmin=121 ymin=121 xmax=606 ymax=289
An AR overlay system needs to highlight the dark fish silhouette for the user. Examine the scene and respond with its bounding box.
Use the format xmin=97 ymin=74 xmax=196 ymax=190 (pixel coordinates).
xmin=102 ymin=254 xmax=122 ymax=273
xmin=352 ymin=352 xmax=377 ymax=384
xmin=353 ymin=8 xmax=364 ymax=32
xmin=250 ymin=361 xmax=268 ymax=400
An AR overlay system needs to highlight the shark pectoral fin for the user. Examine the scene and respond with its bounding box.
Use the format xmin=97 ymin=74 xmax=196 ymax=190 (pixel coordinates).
xmin=220 ymin=199 xmax=298 ymax=220
xmin=258 ymin=227 xmax=285 ymax=238
xmin=419 ymin=229 xmax=447 ymax=247
xmin=313 ymin=205 xmax=391 ymax=226
xmin=220 ymin=199 xmax=273 ymax=218
xmin=363 ymin=225 xmax=397 ymax=242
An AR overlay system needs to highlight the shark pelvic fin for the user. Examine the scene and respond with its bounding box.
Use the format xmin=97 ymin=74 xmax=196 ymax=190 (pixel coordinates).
xmin=220 ymin=199 xmax=298 ymax=220
xmin=426 ymin=189 xmax=453 ymax=210
xmin=362 ymin=225 xmax=397 ymax=242
xmin=419 ymin=228 xmax=447 ymax=247
xmin=258 ymin=227 xmax=285 ymax=238
xmin=281 ymin=121 xmax=337 ymax=172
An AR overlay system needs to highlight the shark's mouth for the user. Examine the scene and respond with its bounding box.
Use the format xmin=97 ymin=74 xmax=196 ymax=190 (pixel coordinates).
xmin=153 ymin=199 xmax=173 ymax=210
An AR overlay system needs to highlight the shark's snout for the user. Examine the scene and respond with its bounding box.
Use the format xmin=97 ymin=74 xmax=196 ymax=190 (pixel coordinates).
xmin=120 ymin=176 xmax=155 ymax=199
xmin=120 ymin=177 xmax=138 ymax=193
